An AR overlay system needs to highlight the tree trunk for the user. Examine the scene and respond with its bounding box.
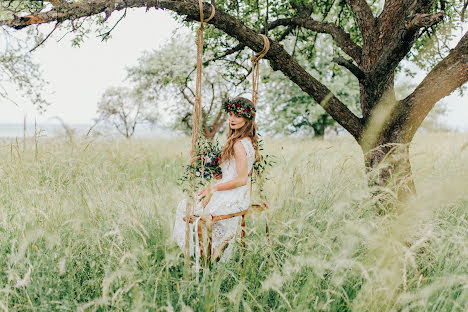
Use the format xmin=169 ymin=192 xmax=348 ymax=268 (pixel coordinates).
xmin=359 ymin=86 xmax=417 ymax=201
xmin=359 ymin=75 xmax=416 ymax=201
xmin=312 ymin=114 xmax=327 ymax=140
xmin=361 ymin=137 xmax=415 ymax=201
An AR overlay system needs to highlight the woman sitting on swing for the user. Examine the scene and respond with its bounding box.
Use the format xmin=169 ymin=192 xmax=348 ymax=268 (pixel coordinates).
xmin=173 ymin=96 xmax=261 ymax=262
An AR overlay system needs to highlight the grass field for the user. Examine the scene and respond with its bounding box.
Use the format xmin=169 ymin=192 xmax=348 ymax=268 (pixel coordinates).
xmin=0 ymin=132 xmax=466 ymax=311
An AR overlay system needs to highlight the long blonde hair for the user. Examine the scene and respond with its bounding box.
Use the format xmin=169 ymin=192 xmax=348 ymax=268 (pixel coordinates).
xmin=220 ymin=97 xmax=261 ymax=166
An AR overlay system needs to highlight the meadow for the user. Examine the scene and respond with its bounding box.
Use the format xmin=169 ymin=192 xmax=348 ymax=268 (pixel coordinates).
xmin=0 ymin=132 xmax=466 ymax=311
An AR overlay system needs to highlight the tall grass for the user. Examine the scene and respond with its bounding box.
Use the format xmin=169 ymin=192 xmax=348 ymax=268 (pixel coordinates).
xmin=0 ymin=132 xmax=466 ymax=311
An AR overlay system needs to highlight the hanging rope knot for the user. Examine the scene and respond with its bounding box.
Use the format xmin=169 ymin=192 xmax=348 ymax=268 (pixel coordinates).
xmin=251 ymin=34 xmax=270 ymax=63
xmin=198 ymin=0 xmax=216 ymax=26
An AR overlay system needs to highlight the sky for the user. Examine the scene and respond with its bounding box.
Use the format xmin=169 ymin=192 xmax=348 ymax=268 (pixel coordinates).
xmin=0 ymin=7 xmax=467 ymax=131
xmin=1 ymin=8 xmax=183 ymax=127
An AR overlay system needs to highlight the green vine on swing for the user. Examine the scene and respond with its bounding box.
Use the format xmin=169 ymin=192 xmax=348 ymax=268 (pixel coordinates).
xmin=251 ymin=133 xmax=277 ymax=198
xmin=177 ymin=132 xmax=277 ymax=198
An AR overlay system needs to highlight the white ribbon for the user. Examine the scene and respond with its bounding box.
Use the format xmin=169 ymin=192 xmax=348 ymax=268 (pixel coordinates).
xmin=193 ymin=216 xmax=202 ymax=276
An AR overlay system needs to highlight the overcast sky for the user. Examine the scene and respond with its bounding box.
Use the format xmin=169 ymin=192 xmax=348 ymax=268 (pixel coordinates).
xmin=1 ymin=8 xmax=182 ymax=126
xmin=0 ymin=8 xmax=467 ymax=130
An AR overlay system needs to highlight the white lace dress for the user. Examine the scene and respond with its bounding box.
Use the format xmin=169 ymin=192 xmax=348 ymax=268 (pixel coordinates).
xmin=172 ymin=137 xmax=256 ymax=263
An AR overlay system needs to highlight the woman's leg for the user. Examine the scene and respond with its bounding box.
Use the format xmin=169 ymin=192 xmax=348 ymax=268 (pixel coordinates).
xmin=211 ymin=216 xmax=242 ymax=262
xmin=212 ymin=233 xmax=235 ymax=262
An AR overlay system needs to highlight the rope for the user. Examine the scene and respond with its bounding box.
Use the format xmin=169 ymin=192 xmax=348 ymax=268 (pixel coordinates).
xmin=250 ymin=34 xmax=270 ymax=108
xmin=248 ymin=34 xmax=269 ymax=243
xmin=185 ymin=0 xmax=216 ymax=270
xmin=191 ymin=0 xmax=215 ymax=162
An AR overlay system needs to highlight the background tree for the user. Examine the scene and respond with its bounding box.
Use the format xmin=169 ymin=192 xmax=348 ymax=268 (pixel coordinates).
xmin=2 ymin=0 xmax=467 ymax=199
xmin=126 ymin=32 xmax=251 ymax=140
xmin=0 ymin=27 xmax=48 ymax=111
xmin=96 ymin=86 xmax=157 ymax=139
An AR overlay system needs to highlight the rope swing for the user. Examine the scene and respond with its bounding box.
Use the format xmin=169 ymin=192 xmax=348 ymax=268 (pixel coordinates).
xmin=184 ymin=0 xmax=270 ymax=271
xmin=183 ymin=34 xmax=271 ymax=269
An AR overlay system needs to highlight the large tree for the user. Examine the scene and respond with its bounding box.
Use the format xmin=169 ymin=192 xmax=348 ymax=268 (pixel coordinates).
xmin=2 ymin=0 xmax=467 ymax=199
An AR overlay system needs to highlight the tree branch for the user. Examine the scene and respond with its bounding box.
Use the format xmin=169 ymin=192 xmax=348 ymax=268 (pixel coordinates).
xmin=264 ymin=16 xmax=362 ymax=63
xmin=1 ymin=0 xmax=362 ymax=63
xmin=407 ymin=11 xmax=444 ymax=30
xmin=29 ymin=21 xmax=61 ymax=52
xmin=261 ymin=19 xmax=296 ymax=42
xmin=1 ymin=0 xmax=133 ymax=29
xmin=462 ymin=1 xmax=468 ymax=22
xmin=393 ymin=31 xmax=468 ymax=140
xmin=181 ymin=88 xmax=195 ymax=106
xmin=203 ymin=23 xmax=295 ymax=69
xmin=206 ymin=80 xmax=215 ymax=115
xmin=274 ymin=25 xmax=295 ymax=42
xmin=203 ymin=43 xmax=245 ymax=65
xmin=345 ymin=0 xmax=376 ymax=41
xmin=332 ymin=56 xmax=365 ymax=80
xmin=97 ymin=6 xmax=128 ymax=40
xmin=370 ymin=5 xmax=444 ymax=86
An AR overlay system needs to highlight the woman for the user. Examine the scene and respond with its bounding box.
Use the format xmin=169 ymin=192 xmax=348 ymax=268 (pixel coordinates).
xmin=173 ymin=96 xmax=261 ymax=263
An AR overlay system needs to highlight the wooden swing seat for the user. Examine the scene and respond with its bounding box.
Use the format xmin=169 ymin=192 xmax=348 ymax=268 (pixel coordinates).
xmin=183 ymin=202 xmax=270 ymax=264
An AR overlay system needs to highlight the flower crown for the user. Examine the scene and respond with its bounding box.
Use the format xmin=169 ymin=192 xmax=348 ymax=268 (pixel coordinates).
xmin=222 ymin=97 xmax=256 ymax=120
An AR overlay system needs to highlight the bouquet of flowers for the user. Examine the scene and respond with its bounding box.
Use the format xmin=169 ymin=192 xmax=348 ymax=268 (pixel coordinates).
xmin=194 ymin=140 xmax=222 ymax=179
xmin=178 ymin=136 xmax=222 ymax=193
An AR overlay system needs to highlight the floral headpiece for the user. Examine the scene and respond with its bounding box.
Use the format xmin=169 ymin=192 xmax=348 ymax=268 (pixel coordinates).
xmin=223 ymin=97 xmax=256 ymax=120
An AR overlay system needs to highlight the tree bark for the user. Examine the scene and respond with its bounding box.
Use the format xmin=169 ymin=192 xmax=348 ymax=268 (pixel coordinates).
xmin=361 ymin=132 xmax=415 ymax=201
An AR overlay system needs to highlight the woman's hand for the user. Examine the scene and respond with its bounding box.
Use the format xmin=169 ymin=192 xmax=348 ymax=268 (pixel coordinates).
xmin=214 ymin=173 xmax=222 ymax=180
xmin=198 ymin=186 xmax=216 ymax=208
